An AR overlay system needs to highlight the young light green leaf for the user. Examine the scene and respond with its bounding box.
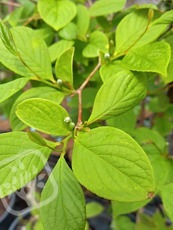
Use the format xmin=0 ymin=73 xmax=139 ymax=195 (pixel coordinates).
xmin=59 ymin=23 xmax=77 ymax=40
xmin=58 ymin=22 xmax=77 ymax=41
xmin=112 ymin=199 xmax=149 ymax=218
xmin=115 ymin=10 xmax=168 ymax=54
xmin=115 ymin=11 xmax=149 ymax=55
xmin=40 ymin=157 xmax=86 ymax=230
xmin=28 ymin=132 xmax=60 ymax=151
xmin=86 ymin=202 xmax=104 ymax=218
xmin=164 ymin=35 xmax=173 ymax=83
xmin=48 ymin=40 xmax=74 ymax=62
xmin=132 ymin=127 xmax=166 ymax=154
xmin=152 ymin=10 xmax=173 ymax=25
xmin=0 ymin=77 xmax=29 ymax=103
xmin=34 ymin=26 xmax=54 ymax=46
xmin=89 ymin=0 xmax=126 ymax=17
xmin=160 ymin=183 xmax=173 ymax=221
xmin=0 ymin=38 xmax=33 ymax=78
xmin=0 ymin=132 xmax=51 ymax=198
xmin=106 ymin=109 xmax=136 ymax=134
xmin=72 ymin=127 xmax=155 ymax=202
xmin=100 ymin=61 xmax=125 ymax=82
xmin=55 ymin=48 xmax=74 ymax=88
xmin=122 ymin=42 xmax=171 ymax=77
xmin=27 ymin=131 xmax=47 ymax=146
xmin=11 ymin=27 xmax=53 ymax=80
xmin=10 ymin=86 xmax=66 ymax=131
xmin=38 ymin=0 xmax=77 ymax=31
xmin=0 ymin=20 xmax=18 ymax=55
xmin=0 ymin=27 xmax=53 ymax=80
xmin=16 ymin=98 xmax=70 ymax=136
xmin=76 ymin=5 xmax=90 ymax=41
xmin=88 ymin=71 xmax=146 ymax=124
xmin=82 ymin=31 xmax=109 ymax=58
xmin=131 ymin=24 xmax=167 ymax=50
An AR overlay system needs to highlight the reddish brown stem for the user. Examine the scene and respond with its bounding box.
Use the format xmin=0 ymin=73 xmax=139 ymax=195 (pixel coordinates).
xmin=77 ymin=91 xmax=82 ymax=125
xmin=74 ymin=60 xmax=101 ymax=126
xmin=0 ymin=1 xmax=20 ymax=7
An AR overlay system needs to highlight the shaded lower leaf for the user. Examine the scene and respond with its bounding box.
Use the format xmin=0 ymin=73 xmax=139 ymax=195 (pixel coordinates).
xmin=160 ymin=183 xmax=173 ymax=221
xmin=72 ymin=127 xmax=155 ymax=202
xmin=40 ymin=157 xmax=86 ymax=230
xmin=112 ymin=199 xmax=150 ymax=218
xmin=0 ymin=132 xmax=51 ymax=198
xmin=86 ymin=202 xmax=104 ymax=218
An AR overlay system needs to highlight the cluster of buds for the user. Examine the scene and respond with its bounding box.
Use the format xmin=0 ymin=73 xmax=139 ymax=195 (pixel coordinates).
xmin=64 ymin=117 xmax=75 ymax=131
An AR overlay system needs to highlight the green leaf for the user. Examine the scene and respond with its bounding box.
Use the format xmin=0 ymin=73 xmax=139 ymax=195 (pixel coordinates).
xmin=122 ymin=42 xmax=171 ymax=77
xmin=0 ymin=38 xmax=31 ymax=78
xmin=16 ymin=98 xmax=70 ymax=136
xmin=115 ymin=11 xmax=149 ymax=55
xmin=0 ymin=20 xmax=18 ymax=55
xmin=76 ymin=5 xmax=90 ymax=41
xmin=68 ymin=88 xmax=97 ymax=109
xmin=113 ymin=216 xmax=135 ymax=230
xmin=152 ymin=10 xmax=173 ymax=25
xmin=132 ymin=128 xmax=171 ymax=188
xmin=55 ymin=47 xmax=74 ymax=88
xmin=164 ymin=35 xmax=173 ymax=83
xmin=88 ymin=71 xmax=146 ymax=124
xmin=10 ymin=86 xmax=65 ymax=131
xmin=59 ymin=23 xmax=77 ymax=40
xmin=112 ymin=199 xmax=149 ymax=218
xmin=0 ymin=27 xmax=53 ymax=80
xmin=131 ymin=24 xmax=167 ymax=50
xmin=0 ymin=132 xmax=51 ymax=198
xmin=72 ymin=127 xmax=155 ymax=202
xmin=11 ymin=27 xmax=53 ymax=80
xmin=34 ymin=26 xmax=54 ymax=46
xmin=7 ymin=1 xmax=35 ymax=27
xmin=160 ymin=183 xmax=173 ymax=221
xmin=82 ymin=31 xmax=109 ymax=58
xmin=0 ymin=77 xmax=29 ymax=103
xmin=27 ymin=131 xmax=59 ymax=150
xmin=86 ymin=202 xmax=104 ymax=218
xmin=89 ymin=0 xmax=126 ymax=17
xmin=40 ymin=157 xmax=86 ymax=230
xmin=100 ymin=61 xmax=125 ymax=82
xmin=49 ymin=40 xmax=74 ymax=63
xmin=106 ymin=109 xmax=136 ymax=134
xmin=132 ymin=128 xmax=166 ymax=154
xmin=153 ymin=115 xmax=172 ymax=136
xmin=38 ymin=0 xmax=77 ymax=31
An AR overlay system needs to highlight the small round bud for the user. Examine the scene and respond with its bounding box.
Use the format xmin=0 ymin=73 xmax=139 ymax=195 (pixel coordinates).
xmin=57 ymin=79 xmax=63 ymax=86
xmin=69 ymin=122 xmax=75 ymax=130
xmin=86 ymin=34 xmax=90 ymax=39
xmin=64 ymin=117 xmax=72 ymax=123
xmin=104 ymin=53 xmax=110 ymax=60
